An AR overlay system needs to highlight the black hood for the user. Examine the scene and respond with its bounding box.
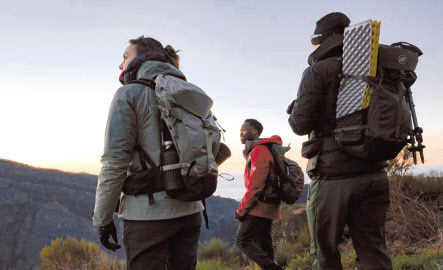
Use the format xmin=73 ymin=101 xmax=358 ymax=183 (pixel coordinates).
xmin=308 ymin=34 xmax=344 ymax=65
xmin=120 ymin=51 xmax=168 ymax=85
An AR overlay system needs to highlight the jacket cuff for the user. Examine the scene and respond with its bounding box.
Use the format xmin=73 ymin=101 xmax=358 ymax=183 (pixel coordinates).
xmin=235 ymin=212 xmax=246 ymax=221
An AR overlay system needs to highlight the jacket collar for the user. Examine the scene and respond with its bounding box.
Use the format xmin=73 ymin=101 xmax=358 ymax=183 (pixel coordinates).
xmin=136 ymin=60 xmax=186 ymax=82
xmin=308 ymin=34 xmax=344 ymax=65
xmin=243 ymin=135 xmax=283 ymax=158
xmin=120 ymin=51 xmax=171 ymax=85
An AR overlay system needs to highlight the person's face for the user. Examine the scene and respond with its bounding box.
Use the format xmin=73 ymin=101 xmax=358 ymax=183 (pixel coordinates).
xmin=240 ymin=122 xmax=258 ymax=144
xmin=119 ymin=44 xmax=137 ymax=72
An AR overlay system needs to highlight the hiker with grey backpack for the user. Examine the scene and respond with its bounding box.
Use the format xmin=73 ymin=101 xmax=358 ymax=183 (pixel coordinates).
xmin=92 ymin=36 xmax=225 ymax=270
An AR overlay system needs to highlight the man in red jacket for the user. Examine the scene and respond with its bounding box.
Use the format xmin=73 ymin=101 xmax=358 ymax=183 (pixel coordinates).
xmin=235 ymin=119 xmax=283 ymax=270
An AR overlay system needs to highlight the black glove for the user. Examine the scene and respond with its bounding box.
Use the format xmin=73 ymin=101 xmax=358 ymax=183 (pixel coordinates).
xmin=286 ymin=100 xmax=296 ymax=114
xmin=235 ymin=212 xmax=246 ymax=222
xmin=99 ymin=221 xmax=121 ymax=252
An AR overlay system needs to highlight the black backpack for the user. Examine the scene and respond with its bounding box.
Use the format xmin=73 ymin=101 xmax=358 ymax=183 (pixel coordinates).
xmin=335 ymin=42 xmax=425 ymax=163
xmin=260 ymin=144 xmax=304 ymax=205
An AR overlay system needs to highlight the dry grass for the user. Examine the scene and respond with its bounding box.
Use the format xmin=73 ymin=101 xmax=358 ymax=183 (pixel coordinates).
xmin=386 ymin=174 xmax=443 ymax=251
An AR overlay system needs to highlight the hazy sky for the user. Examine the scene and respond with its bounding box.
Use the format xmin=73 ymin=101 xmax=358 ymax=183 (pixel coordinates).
xmin=1 ymin=0 xmax=442 ymax=198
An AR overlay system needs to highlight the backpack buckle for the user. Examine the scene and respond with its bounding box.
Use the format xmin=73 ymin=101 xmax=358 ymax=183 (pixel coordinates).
xmin=201 ymin=118 xmax=210 ymax=128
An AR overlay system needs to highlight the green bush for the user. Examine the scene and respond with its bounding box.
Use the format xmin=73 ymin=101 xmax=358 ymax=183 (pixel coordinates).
xmin=198 ymin=238 xmax=240 ymax=268
xmin=392 ymin=248 xmax=443 ymax=270
xmin=245 ymin=262 xmax=261 ymax=270
xmin=340 ymin=250 xmax=357 ymax=269
xmin=275 ymin=225 xmax=311 ymax=267
xmin=273 ymin=204 xmax=308 ymax=244
xmin=287 ymin=249 xmax=443 ymax=270
xmin=37 ymin=236 xmax=124 ymax=270
xmin=196 ymin=259 xmax=230 ymax=270
xmin=274 ymin=243 xmax=297 ymax=266
xmin=403 ymin=172 xmax=443 ymax=197
xmin=287 ymin=253 xmax=314 ymax=270
xmin=297 ymin=226 xmax=311 ymax=248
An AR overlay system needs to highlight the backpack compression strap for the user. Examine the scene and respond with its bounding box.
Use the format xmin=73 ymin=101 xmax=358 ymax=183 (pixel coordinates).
xmin=338 ymin=74 xmax=371 ymax=93
xmin=136 ymin=145 xmax=162 ymax=205
xmin=201 ymin=199 xmax=209 ymax=229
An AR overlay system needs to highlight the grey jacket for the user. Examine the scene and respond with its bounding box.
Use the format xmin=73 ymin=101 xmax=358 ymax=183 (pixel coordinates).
xmin=93 ymin=61 xmax=204 ymax=227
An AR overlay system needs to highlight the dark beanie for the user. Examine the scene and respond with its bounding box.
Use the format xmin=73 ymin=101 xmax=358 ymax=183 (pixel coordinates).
xmin=311 ymin=12 xmax=350 ymax=45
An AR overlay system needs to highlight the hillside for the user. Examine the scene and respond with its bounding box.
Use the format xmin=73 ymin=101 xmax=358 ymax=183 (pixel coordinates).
xmin=0 ymin=159 xmax=308 ymax=269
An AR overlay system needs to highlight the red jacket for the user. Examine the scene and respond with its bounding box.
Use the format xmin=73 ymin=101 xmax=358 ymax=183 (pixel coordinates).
xmin=236 ymin=135 xmax=282 ymax=220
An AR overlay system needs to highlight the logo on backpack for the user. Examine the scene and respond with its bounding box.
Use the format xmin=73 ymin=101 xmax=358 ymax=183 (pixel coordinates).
xmin=398 ymin=55 xmax=407 ymax=65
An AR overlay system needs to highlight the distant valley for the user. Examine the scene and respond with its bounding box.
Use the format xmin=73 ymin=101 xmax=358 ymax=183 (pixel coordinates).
xmin=0 ymin=159 xmax=308 ymax=270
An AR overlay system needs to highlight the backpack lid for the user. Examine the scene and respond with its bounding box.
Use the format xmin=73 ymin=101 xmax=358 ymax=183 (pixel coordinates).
xmin=378 ymin=44 xmax=420 ymax=71
xmin=173 ymin=90 xmax=213 ymax=118
xmin=156 ymin=75 xmax=214 ymax=118
xmin=270 ymin=144 xmax=291 ymax=156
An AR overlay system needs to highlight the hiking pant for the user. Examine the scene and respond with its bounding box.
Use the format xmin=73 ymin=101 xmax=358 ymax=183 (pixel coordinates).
xmin=307 ymin=171 xmax=392 ymax=270
xmin=235 ymin=215 xmax=279 ymax=270
xmin=123 ymin=212 xmax=201 ymax=270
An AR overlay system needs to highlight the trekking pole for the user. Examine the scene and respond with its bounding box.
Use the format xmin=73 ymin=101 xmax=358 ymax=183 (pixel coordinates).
xmin=405 ymin=87 xmax=425 ymax=164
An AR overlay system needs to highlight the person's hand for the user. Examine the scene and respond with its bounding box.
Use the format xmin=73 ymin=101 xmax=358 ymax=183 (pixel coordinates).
xmin=286 ymin=100 xmax=296 ymax=114
xmin=99 ymin=221 xmax=121 ymax=252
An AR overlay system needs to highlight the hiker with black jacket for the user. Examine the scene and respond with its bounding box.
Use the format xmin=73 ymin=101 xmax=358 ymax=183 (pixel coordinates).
xmin=235 ymin=119 xmax=283 ymax=270
xmin=287 ymin=13 xmax=392 ymax=269
xmin=92 ymin=36 xmax=204 ymax=270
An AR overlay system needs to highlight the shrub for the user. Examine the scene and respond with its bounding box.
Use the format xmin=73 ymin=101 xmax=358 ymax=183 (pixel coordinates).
xmin=387 ymin=147 xmax=414 ymax=176
xmin=273 ymin=204 xmax=308 ymax=245
xmin=405 ymin=171 xmax=443 ymax=197
xmin=196 ymin=260 xmax=230 ymax=270
xmin=274 ymin=243 xmax=297 ymax=266
xmin=392 ymin=248 xmax=443 ymax=270
xmin=245 ymin=262 xmax=261 ymax=270
xmin=340 ymin=250 xmax=357 ymax=269
xmin=198 ymin=238 xmax=240 ymax=268
xmin=38 ymin=236 xmax=124 ymax=270
xmin=297 ymin=225 xmax=311 ymax=248
xmin=287 ymin=253 xmax=314 ymax=270
xmin=287 ymin=249 xmax=443 ymax=270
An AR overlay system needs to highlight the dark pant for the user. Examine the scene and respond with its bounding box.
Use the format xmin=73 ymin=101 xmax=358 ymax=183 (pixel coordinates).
xmin=123 ymin=212 xmax=201 ymax=270
xmin=307 ymin=171 xmax=392 ymax=270
xmin=235 ymin=215 xmax=278 ymax=270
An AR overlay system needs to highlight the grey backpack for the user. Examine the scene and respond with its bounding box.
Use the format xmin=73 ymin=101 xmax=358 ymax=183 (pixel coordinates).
xmin=123 ymin=75 xmax=221 ymax=229
xmin=153 ymin=74 xmax=221 ymax=201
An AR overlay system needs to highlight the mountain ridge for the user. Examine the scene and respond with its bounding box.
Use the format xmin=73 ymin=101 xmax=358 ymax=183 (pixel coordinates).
xmin=0 ymin=158 xmax=308 ymax=270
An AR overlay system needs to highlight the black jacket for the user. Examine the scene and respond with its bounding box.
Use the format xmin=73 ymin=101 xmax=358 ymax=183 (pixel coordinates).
xmin=288 ymin=35 xmax=386 ymax=180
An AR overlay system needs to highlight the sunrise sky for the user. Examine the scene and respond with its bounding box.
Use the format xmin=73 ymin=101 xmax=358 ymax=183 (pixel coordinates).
xmin=1 ymin=0 xmax=442 ymax=199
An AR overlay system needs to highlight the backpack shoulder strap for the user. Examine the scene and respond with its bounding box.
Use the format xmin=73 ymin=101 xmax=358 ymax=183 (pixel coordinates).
xmin=262 ymin=143 xmax=277 ymax=163
xmin=258 ymin=143 xmax=281 ymax=204
xmin=127 ymin=78 xmax=156 ymax=89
